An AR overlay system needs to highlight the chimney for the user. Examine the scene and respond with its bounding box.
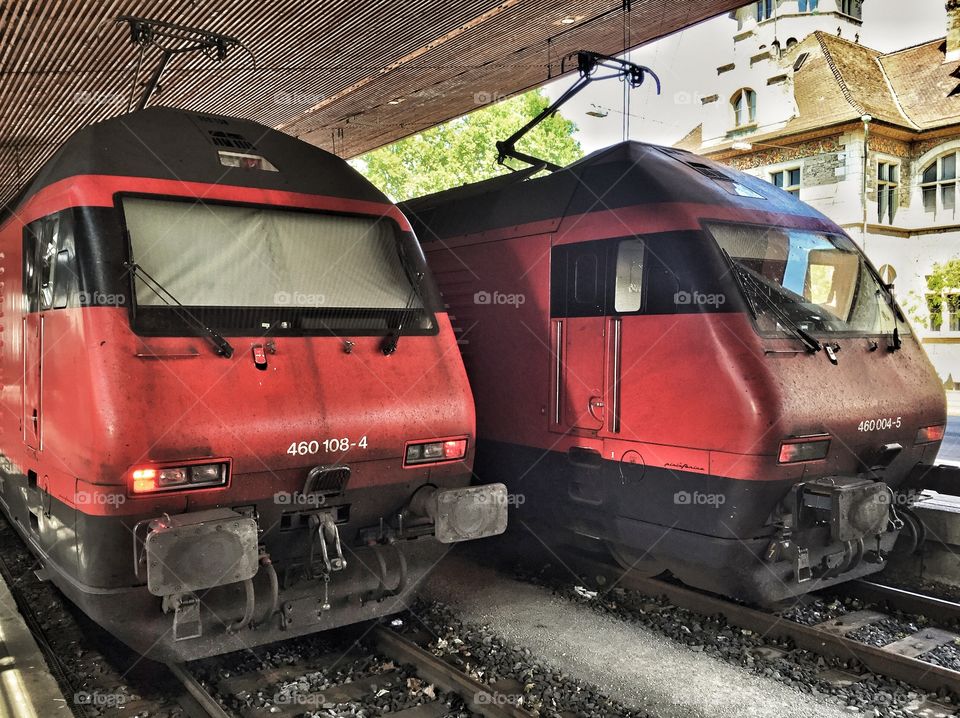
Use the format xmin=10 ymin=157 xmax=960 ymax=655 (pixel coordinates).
xmin=948 ymin=0 xmax=960 ymax=62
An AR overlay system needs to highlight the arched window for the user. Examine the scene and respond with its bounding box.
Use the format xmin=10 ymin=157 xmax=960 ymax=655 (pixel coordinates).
xmin=732 ymin=89 xmax=757 ymax=127
xmin=921 ymin=152 xmax=958 ymax=217
xmin=786 ymin=37 xmax=798 ymax=48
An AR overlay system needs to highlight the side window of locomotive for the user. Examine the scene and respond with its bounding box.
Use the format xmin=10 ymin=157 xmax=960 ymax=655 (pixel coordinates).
xmin=38 ymin=216 xmax=60 ymax=311
xmin=574 ymin=254 xmax=599 ymax=303
xmin=23 ymin=212 xmax=76 ymax=312
xmin=614 ymin=239 xmax=645 ymax=313
xmin=551 ymin=243 xmax=607 ymax=317
xmin=23 ymin=224 xmax=40 ymax=313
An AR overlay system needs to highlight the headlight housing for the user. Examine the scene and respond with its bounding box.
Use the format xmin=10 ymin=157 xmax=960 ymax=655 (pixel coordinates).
xmin=404 ymin=438 xmax=468 ymax=467
xmin=130 ymin=460 xmax=230 ymax=495
xmin=915 ymin=424 xmax=946 ymax=445
xmin=778 ymin=436 xmax=830 ymax=464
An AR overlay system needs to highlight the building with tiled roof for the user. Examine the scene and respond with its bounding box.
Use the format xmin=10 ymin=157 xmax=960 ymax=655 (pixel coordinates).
xmin=677 ymin=0 xmax=960 ymax=383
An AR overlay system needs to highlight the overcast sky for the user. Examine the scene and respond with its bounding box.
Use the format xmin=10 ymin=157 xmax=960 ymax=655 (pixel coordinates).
xmin=544 ymin=0 xmax=948 ymax=153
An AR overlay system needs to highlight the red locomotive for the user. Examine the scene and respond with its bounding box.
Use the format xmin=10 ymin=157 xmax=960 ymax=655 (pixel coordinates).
xmin=0 ymin=107 xmax=506 ymax=661
xmin=404 ymin=137 xmax=945 ymax=604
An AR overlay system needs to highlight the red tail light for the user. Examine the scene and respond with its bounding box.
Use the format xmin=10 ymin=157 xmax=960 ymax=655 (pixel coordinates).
xmin=443 ymin=439 xmax=467 ymax=458
xmin=778 ymin=436 xmax=830 ymax=464
xmin=916 ymin=424 xmax=946 ymax=444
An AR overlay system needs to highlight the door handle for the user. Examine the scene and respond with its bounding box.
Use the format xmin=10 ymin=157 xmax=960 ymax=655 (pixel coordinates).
xmin=588 ymin=396 xmax=605 ymax=421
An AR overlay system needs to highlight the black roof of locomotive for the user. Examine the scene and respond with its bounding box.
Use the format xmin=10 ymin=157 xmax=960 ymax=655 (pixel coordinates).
xmin=5 ymin=107 xmax=388 ymax=215
xmin=401 ymin=141 xmax=831 ymax=241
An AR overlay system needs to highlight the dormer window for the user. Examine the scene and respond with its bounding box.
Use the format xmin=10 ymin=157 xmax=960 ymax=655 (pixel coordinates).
xmin=732 ymin=89 xmax=757 ymax=127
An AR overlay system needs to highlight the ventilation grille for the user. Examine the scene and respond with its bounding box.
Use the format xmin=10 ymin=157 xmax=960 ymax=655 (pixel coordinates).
xmin=305 ymin=466 xmax=351 ymax=496
xmin=196 ymin=114 xmax=229 ymax=126
xmin=686 ymin=161 xmax=730 ymax=182
xmin=207 ymin=130 xmax=256 ymax=150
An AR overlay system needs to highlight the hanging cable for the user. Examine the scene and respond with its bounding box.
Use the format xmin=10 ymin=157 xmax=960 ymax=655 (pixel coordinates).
xmin=126 ymin=42 xmax=146 ymax=114
xmin=622 ymin=0 xmax=631 ymax=141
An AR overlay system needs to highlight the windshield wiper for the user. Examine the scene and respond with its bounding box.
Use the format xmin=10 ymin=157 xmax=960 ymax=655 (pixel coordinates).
xmin=381 ymin=270 xmax=424 ymax=355
xmin=125 ymin=262 xmax=235 ymax=358
xmin=722 ymin=250 xmax=822 ymax=355
xmin=877 ymin=286 xmax=903 ymax=352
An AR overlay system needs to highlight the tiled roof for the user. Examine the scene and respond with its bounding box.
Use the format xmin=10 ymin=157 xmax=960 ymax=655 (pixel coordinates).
xmin=879 ymin=39 xmax=960 ymax=129
xmin=677 ymin=29 xmax=960 ymax=151
xmin=674 ymin=123 xmax=702 ymax=151
xmin=811 ymin=32 xmax=915 ymax=128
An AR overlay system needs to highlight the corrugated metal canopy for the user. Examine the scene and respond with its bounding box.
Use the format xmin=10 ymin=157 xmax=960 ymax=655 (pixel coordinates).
xmin=0 ymin=0 xmax=742 ymax=206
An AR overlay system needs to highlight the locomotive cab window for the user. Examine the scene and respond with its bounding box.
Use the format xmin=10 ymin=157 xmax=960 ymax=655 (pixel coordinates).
xmin=614 ymin=239 xmax=645 ymax=313
xmin=552 ymin=239 xmax=648 ymax=317
xmin=708 ymin=223 xmax=907 ymax=337
xmin=119 ymin=196 xmax=436 ymax=337
xmin=24 ymin=212 xmax=76 ymax=312
xmin=551 ymin=242 xmax=608 ymax=317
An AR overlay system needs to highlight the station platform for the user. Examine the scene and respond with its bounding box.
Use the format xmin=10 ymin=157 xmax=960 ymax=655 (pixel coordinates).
xmin=0 ymin=568 xmax=69 ymax=716
xmin=904 ymin=491 xmax=960 ymax=589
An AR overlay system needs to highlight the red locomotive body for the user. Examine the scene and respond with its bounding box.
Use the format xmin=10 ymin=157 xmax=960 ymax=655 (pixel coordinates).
xmin=0 ymin=108 xmax=506 ymax=661
xmin=405 ymin=142 xmax=945 ymax=603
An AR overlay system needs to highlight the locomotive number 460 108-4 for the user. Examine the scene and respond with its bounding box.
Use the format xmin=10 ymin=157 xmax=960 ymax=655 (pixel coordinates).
xmin=287 ymin=436 xmax=369 ymax=456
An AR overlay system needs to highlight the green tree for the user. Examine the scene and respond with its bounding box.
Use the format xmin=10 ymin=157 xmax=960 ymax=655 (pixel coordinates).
xmin=904 ymin=258 xmax=960 ymax=330
xmin=352 ymin=89 xmax=583 ymax=202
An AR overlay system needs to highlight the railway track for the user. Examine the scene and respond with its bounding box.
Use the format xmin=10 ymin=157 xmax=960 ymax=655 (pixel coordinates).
xmin=172 ymin=622 xmax=535 ymax=718
xmin=579 ymin=558 xmax=960 ymax=710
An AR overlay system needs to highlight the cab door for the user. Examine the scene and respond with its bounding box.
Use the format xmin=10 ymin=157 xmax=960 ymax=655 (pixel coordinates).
xmin=22 ymin=216 xmax=59 ymax=450
xmin=550 ymin=241 xmax=607 ymax=433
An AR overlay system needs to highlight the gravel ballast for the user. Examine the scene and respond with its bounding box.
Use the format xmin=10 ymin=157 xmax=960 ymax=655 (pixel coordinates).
xmin=421 ymin=553 xmax=879 ymax=718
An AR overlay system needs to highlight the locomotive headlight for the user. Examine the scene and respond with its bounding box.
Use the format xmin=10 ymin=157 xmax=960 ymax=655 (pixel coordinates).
xmin=404 ymin=438 xmax=468 ymax=467
xmin=130 ymin=461 xmax=230 ymax=495
xmin=916 ymin=424 xmax=946 ymax=444
xmin=158 ymin=467 xmax=189 ymax=487
xmin=778 ymin=436 xmax=830 ymax=464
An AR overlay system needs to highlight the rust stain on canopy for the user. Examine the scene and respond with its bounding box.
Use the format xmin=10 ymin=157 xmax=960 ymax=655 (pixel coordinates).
xmin=0 ymin=0 xmax=741 ymax=206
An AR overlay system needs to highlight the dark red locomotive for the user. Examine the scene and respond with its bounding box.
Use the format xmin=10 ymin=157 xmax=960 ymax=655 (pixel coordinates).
xmin=0 ymin=108 xmax=506 ymax=661
xmin=404 ymin=140 xmax=945 ymax=604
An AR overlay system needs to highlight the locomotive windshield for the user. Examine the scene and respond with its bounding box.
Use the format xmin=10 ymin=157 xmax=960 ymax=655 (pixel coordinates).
xmin=121 ymin=197 xmax=435 ymax=336
xmin=707 ymin=223 xmax=906 ymax=336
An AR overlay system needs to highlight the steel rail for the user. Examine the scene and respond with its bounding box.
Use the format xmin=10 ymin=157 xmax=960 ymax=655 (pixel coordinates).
xmin=370 ymin=623 xmax=533 ymax=718
xmin=166 ymin=662 xmax=232 ymax=718
xmin=828 ymin=579 xmax=960 ymax=626
xmin=581 ymin=559 xmax=960 ymax=695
